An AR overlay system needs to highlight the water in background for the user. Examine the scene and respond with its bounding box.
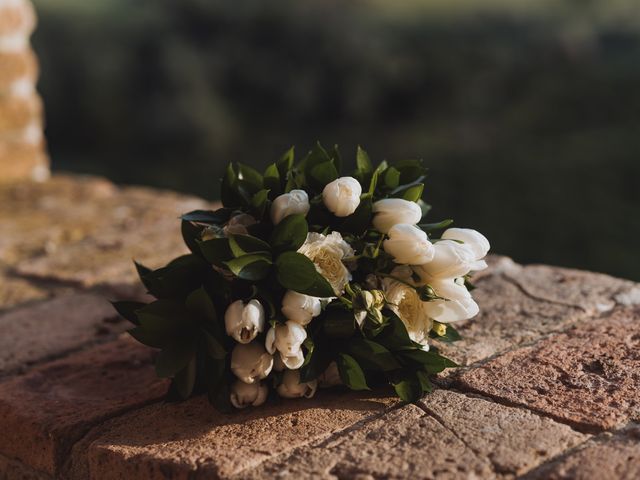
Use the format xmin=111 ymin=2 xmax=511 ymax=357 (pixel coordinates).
xmin=32 ymin=0 xmax=640 ymax=280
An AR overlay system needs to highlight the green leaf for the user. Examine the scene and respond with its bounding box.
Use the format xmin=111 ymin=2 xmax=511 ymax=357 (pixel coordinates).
xmin=181 ymin=209 xmax=232 ymax=225
xmin=136 ymin=255 xmax=210 ymax=300
xmin=399 ymin=349 xmax=458 ymax=374
xmin=299 ymin=345 xmax=332 ymax=383
xmin=181 ymin=220 xmax=205 ymax=256
xmin=221 ymin=163 xmax=247 ymax=207
xmin=376 ymin=313 xmax=414 ymax=351
xmin=309 ymin=160 xmax=338 ymax=190
xmin=383 ymin=167 xmax=401 ymax=189
xmin=276 ymin=146 xmax=295 ymax=180
xmin=349 ymin=339 xmax=401 ymax=372
xmin=275 ymin=252 xmax=335 ymax=297
xmin=111 ymin=300 xmax=146 ymax=325
xmin=356 ymin=145 xmax=373 ymax=173
xmin=203 ymin=331 xmax=227 ymax=359
xmin=228 ymin=234 xmax=271 ymax=258
xmin=416 ymin=370 xmax=433 ymax=393
xmin=251 ymin=189 xmax=271 ymax=219
xmin=323 ymin=308 xmax=356 ymax=338
xmin=155 ymin=338 xmax=196 ymax=378
xmin=270 ymin=214 xmax=308 ymax=252
xmin=340 ymin=193 xmax=372 ymax=235
xmin=419 ymin=219 xmax=454 ymax=232
xmin=173 ymin=355 xmax=197 ymax=399
xmin=430 ymin=322 xmax=462 ymax=343
xmin=186 ymin=287 xmax=217 ymax=323
xmin=225 ymin=253 xmax=272 ymax=281
xmin=392 ymin=374 xmax=422 ymax=402
xmin=336 ymin=353 xmax=369 ymax=391
xmin=263 ymin=163 xmax=281 ymax=194
xmin=402 ymin=183 xmax=424 ymax=202
xmin=198 ymin=238 xmax=233 ymax=266
xmin=368 ymin=160 xmax=388 ymax=195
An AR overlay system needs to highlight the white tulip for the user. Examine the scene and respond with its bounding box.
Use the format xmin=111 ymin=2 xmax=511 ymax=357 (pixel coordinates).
xmin=441 ymin=228 xmax=490 ymax=271
xmin=280 ymin=349 xmax=305 ymax=370
xmin=230 ymin=342 xmax=274 ymax=384
xmin=281 ymin=290 xmax=322 ymax=326
xmin=270 ymin=189 xmax=310 ymax=225
xmin=423 ymin=277 xmax=480 ymax=323
xmin=413 ymin=239 xmax=479 ymax=282
xmin=298 ymin=231 xmax=354 ymax=295
xmin=229 ymin=380 xmax=269 ymax=409
xmin=224 ymin=299 xmax=265 ymax=343
xmin=277 ymin=369 xmax=318 ymax=399
xmin=372 ymin=198 xmax=422 ymax=233
xmin=265 ymin=321 xmax=307 ymax=357
xmin=322 ymin=176 xmax=362 ymax=217
xmin=223 ymin=213 xmax=257 ymax=236
xmin=384 ymin=224 xmax=435 ymax=265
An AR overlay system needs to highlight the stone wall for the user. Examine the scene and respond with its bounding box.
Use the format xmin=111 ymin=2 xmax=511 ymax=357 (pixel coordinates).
xmin=0 ymin=0 xmax=48 ymax=183
xmin=0 ymin=174 xmax=639 ymax=479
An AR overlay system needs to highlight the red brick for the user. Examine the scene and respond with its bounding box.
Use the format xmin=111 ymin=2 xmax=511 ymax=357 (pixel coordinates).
xmin=0 ymin=293 xmax=127 ymax=375
xmin=457 ymin=307 xmax=640 ymax=432
xmin=0 ymin=338 xmax=167 ymax=476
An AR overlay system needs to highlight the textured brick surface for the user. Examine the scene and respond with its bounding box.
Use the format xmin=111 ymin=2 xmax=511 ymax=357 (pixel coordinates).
xmin=437 ymin=257 xmax=636 ymax=366
xmin=457 ymin=307 xmax=640 ymax=432
xmin=69 ymin=391 xmax=399 ymax=480
xmin=0 ymin=268 xmax=57 ymax=312
xmin=238 ymin=390 xmax=587 ymax=479
xmin=0 ymin=338 xmax=166 ymax=476
xmin=0 ymin=293 xmax=128 ymax=375
xmin=523 ymin=425 xmax=640 ymax=480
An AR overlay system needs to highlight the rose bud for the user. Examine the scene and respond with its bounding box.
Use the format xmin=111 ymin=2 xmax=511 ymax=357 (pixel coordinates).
xmin=230 ymin=342 xmax=274 ymax=384
xmin=224 ymin=299 xmax=265 ymax=344
xmin=270 ymin=189 xmax=310 ymax=225
xmin=322 ymin=176 xmax=362 ymax=217
xmin=383 ymin=224 xmax=435 ymax=265
xmin=265 ymin=321 xmax=307 ymax=358
xmin=277 ymin=369 xmax=318 ymax=399
xmin=229 ymin=379 xmax=269 ymax=409
xmin=281 ymin=290 xmax=321 ymax=326
xmin=372 ymin=198 xmax=422 ymax=233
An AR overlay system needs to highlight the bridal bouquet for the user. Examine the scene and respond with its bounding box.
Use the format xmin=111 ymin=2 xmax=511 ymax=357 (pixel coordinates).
xmin=113 ymin=144 xmax=489 ymax=411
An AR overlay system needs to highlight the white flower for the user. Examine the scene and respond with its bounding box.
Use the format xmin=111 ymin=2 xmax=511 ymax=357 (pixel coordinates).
xmin=230 ymin=342 xmax=274 ymax=384
xmin=270 ymin=189 xmax=310 ymax=225
xmin=441 ymin=228 xmax=490 ymax=271
xmin=277 ymin=369 xmax=318 ymax=399
xmin=384 ymin=224 xmax=435 ymax=265
xmin=266 ymin=321 xmax=307 ymax=369
xmin=322 ymin=176 xmax=362 ymax=217
xmin=372 ymin=198 xmax=422 ymax=233
xmin=281 ymin=290 xmax=322 ymax=326
xmin=229 ymin=380 xmax=269 ymax=409
xmin=224 ymin=299 xmax=265 ymax=343
xmin=382 ymin=267 xmax=432 ymax=348
xmin=224 ymin=213 xmax=257 ymax=236
xmin=318 ymin=361 xmax=342 ymax=388
xmin=298 ymin=231 xmax=354 ymax=295
xmin=423 ymin=277 xmax=480 ymax=323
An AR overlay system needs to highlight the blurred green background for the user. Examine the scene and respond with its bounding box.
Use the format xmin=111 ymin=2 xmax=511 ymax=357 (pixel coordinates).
xmin=32 ymin=0 xmax=640 ymax=280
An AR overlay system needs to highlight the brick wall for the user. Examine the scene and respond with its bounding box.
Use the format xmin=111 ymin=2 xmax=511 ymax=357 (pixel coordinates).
xmin=0 ymin=0 xmax=48 ymax=183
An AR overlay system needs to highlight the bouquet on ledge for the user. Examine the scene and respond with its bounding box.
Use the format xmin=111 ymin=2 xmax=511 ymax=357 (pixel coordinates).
xmin=113 ymin=143 xmax=489 ymax=411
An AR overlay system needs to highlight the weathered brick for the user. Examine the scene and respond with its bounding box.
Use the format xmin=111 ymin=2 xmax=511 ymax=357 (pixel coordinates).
xmin=68 ymin=390 xmax=399 ymax=479
xmin=437 ymin=257 xmax=636 ymax=366
xmin=1 ymin=175 xmax=210 ymax=286
xmin=457 ymin=307 xmax=640 ymax=432
xmin=0 ymin=293 xmax=129 ymax=375
xmin=238 ymin=390 xmax=587 ymax=479
xmin=0 ymin=268 xmax=57 ymax=312
xmin=523 ymin=425 xmax=640 ymax=480
xmin=0 ymin=338 xmax=166 ymax=477
xmin=0 ymin=452 xmax=49 ymax=480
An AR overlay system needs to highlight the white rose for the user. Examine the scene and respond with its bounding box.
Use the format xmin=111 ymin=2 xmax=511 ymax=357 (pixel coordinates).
xmin=441 ymin=228 xmax=490 ymax=271
xmin=229 ymin=380 xmax=268 ymax=409
xmin=277 ymin=369 xmax=318 ymax=399
xmin=298 ymin=231 xmax=354 ymax=295
xmin=281 ymin=290 xmax=322 ymax=326
xmin=382 ymin=267 xmax=432 ymax=349
xmin=224 ymin=299 xmax=265 ymax=343
xmin=423 ymin=277 xmax=479 ymax=323
xmin=372 ymin=198 xmax=422 ymax=233
xmin=223 ymin=213 xmax=257 ymax=236
xmin=230 ymin=342 xmax=274 ymax=384
xmin=270 ymin=189 xmax=310 ymax=225
xmin=322 ymin=176 xmax=362 ymax=217
xmin=384 ymin=224 xmax=435 ymax=265
xmin=265 ymin=321 xmax=307 ymax=369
